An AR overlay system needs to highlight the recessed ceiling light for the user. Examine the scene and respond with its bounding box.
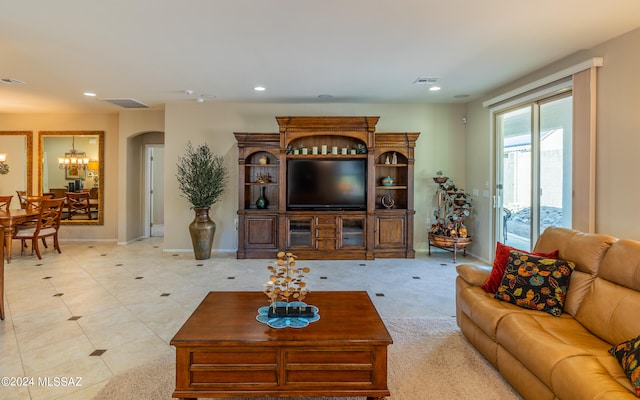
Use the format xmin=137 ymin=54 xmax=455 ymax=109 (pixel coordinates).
xmin=84 ymin=92 xmax=97 ymax=97
xmin=429 ymin=86 xmax=441 ymax=92
xmin=254 ymin=86 xmax=266 ymax=91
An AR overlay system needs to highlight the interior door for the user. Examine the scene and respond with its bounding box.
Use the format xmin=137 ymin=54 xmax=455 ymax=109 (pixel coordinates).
xmin=146 ymin=145 xmax=164 ymax=237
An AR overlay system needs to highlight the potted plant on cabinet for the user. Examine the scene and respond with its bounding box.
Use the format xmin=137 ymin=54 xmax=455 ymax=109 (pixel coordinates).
xmin=176 ymin=142 xmax=228 ymax=260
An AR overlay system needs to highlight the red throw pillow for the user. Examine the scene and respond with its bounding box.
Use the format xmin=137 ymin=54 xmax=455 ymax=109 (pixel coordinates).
xmin=481 ymin=242 xmax=559 ymax=293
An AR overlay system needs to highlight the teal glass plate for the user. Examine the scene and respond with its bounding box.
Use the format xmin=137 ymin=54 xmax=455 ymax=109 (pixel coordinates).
xmin=256 ymin=301 xmax=320 ymax=329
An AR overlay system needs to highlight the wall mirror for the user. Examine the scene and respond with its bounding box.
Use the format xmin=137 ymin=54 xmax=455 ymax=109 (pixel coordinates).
xmin=38 ymin=131 xmax=104 ymax=225
xmin=0 ymin=131 xmax=33 ymax=208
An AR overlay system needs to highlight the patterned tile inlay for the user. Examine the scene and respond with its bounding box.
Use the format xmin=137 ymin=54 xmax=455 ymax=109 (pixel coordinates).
xmin=42 ymin=276 xmax=52 ymax=279
xmin=160 ymin=293 xmax=171 ymax=297
xmin=375 ymin=293 xmax=385 ymax=297
xmin=412 ymin=276 xmax=421 ymax=279
xmin=320 ymin=276 xmax=328 ymax=280
xmin=68 ymin=316 xmax=82 ymax=321
xmin=135 ymin=277 xmax=144 ymax=280
xmin=53 ymin=293 xmax=64 ymax=297
xmin=89 ymin=349 xmax=107 ymax=356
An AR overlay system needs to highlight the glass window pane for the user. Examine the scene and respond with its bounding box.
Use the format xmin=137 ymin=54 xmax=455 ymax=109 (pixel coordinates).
xmin=499 ymin=106 xmax=532 ymax=250
xmin=539 ymin=96 xmax=572 ymax=233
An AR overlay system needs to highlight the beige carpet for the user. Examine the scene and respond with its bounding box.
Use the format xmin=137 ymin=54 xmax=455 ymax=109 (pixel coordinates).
xmin=93 ymin=318 xmax=521 ymax=400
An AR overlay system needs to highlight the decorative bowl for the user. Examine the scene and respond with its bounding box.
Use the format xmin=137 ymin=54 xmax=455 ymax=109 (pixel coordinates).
xmin=381 ymin=176 xmax=395 ymax=186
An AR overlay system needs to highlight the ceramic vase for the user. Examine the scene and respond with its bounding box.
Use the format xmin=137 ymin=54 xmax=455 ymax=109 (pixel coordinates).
xmin=255 ymin=186 xmax=269 ymax=209
xmin=189 ymin=207 xmax=216 ymax=260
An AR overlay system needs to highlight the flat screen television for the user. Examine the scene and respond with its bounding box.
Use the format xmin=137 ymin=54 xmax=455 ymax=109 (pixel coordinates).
xmin=287 ymin=159 xmax=367 ymax=210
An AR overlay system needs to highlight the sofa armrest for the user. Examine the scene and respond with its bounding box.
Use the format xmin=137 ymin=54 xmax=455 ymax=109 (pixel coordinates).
xmin=456 ymin=263 xmax=491 ymax=287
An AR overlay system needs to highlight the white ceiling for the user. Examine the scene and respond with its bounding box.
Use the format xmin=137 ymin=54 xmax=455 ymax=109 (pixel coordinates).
xmin=2 ymin=0 xmax=640 ymax=114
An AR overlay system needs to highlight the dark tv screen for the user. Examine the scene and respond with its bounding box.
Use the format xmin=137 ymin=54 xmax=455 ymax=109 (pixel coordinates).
xmin=287 ymin=159 xmax=366 ymax=210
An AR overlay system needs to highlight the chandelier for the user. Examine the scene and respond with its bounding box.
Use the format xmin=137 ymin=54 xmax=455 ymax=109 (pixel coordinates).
xmin=58 ymin=136 xmax=89 ymax=170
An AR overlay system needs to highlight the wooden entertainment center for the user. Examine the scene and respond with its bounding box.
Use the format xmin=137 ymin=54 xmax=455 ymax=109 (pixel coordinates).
xmin=234 ymin=116 xmax=419 ymax=260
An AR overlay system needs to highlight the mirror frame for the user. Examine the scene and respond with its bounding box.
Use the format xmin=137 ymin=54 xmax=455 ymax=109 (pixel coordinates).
xmin=0 ymin=131 xmax=34 ymax=196
xmin=38 ymin=131 xmax=105 ymax=225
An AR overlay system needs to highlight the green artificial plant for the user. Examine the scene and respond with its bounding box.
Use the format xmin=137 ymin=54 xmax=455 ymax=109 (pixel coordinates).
xmin=176 ymin=142 xmax=228 ymax=209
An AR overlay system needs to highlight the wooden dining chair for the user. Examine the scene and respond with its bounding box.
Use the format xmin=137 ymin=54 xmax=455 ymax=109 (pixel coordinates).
xmin=18 ymin=194 xmax=56 ymax=249
xmin=16 ymin=191 xmax=27 ymax=209
xmin=13 ymin=198 xmax=65 ymax=259
xmin=66 ymin=192 xmax=93 ymax=219
xmin=0 ymin=195 xmax=12 ymax=211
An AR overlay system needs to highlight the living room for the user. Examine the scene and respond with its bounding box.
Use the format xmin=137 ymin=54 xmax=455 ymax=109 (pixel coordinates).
xmin=2 ymin=2 xmax=640 ymax=399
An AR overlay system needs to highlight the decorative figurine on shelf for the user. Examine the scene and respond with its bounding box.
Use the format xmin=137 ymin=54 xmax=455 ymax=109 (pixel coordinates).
xmin=259 ymin=155 xmax=268 ymax=165
xmin=385 ymin=155 xmax=391 ymax=164
xmin=392 ymin=152 xmax=398 ymax=165
xmin=255 ymin=173 xmax=271 ymax=183
xmin=381 ymin=194 xmax=395 ymax=209
xmin=353 ymin=143 xmax=367 ymax=154
xmin=263 ymin=252 xmax=310 ymax=315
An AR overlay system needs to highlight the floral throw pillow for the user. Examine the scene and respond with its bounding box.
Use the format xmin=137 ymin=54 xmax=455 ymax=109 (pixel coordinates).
xmin=481 ymin=242 xmax=559 ymax=293
xmin=494 ymin=250 xmax=575 ymax=317
xmin=609 ymin=335 xmax=640 ymax=397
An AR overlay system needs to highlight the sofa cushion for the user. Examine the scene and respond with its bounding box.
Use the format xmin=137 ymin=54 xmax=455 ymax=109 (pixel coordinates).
xmin=609 ymin=335 xmax=640 ymax=397
xmin=552 ymin=354 xmax=638 ymax=399
xmin=534 ymin=227 xmax=616 ymax=276
xmin=481 ymin=242 xmax=559 ymax=293
xmin=494 ymin=250 xmax=575 ymax=316
xmin=575 ymin=277 xmax=640 ymax=348
xmin=457 ymin=281 xmax=524 ymax=341
xmin=497 ymin=312 xmax=612 ymax=390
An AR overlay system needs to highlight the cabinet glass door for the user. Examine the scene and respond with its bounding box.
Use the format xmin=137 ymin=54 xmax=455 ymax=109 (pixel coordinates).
xmin=341 ymin=218 xmax=365 ymax=247
xmin=288 ymin=218 xmax=312 ymax=248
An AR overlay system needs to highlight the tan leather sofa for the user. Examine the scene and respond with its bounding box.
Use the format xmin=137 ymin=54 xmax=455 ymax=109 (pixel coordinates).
xmin=456 ymin=227 xmax=640 ymax=399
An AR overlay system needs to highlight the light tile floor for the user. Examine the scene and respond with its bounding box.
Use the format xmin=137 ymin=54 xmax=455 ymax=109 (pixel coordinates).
xmin=0 ymin=238 xmax=481 ymax=400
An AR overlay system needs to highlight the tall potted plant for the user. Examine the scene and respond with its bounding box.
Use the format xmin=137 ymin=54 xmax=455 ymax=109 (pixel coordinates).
xmin=176 ymin=142 xmax=228 ymax=260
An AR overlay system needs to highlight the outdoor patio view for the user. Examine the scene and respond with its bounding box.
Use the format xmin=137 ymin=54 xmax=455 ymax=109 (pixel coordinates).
xmin=499 ymin=95 xmax=572 ymax=250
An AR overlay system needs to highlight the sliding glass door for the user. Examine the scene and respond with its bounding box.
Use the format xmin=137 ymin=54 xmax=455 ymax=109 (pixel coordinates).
xmin=496 ymin=94 xmax=572 ymax=250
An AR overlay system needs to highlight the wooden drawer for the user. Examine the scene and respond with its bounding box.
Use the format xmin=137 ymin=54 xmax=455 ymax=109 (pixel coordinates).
xmin=315 ymin=227 xmax=337 ymax=238
xmin=315 ymin=215 xmax=337 ymax=226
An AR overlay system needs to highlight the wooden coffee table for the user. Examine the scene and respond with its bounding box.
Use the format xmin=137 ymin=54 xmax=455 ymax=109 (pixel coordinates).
xmin=171 ymin=291 xmax=392 ymax=400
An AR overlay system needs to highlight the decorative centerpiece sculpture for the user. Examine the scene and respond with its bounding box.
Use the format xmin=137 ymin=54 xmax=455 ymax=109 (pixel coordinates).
xmin=257 ymin=251 xmax=319 ymax=328
xmin=263 ymin=251 xmax=312 ymax=317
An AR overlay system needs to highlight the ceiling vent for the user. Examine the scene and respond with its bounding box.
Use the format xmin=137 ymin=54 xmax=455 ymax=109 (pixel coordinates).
xmin=101 ymin=98 xmax=149 ymax=108
xmin=413 ymin=77 xmax=438 ymax=85
xmin=1 ymin=78 xmax=25 ymax=85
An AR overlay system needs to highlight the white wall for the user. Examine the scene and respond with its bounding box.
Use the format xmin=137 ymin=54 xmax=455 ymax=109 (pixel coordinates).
xmin=465 ymin=26 xmax=640 ymax=261
xmin=163 ymin=102 xmax=466 ymax=253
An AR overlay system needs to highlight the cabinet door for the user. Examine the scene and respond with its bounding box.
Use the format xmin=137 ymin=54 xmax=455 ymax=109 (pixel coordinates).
xmin=341 ymin=218 xmax=365 ymax=248
xmin=375 ymin=215 xmax=407 ymax=248
xmin=244 ymin=215 xmax=278 ymax=249
xmin=287 ymin=217 xmax=313 ymax=248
